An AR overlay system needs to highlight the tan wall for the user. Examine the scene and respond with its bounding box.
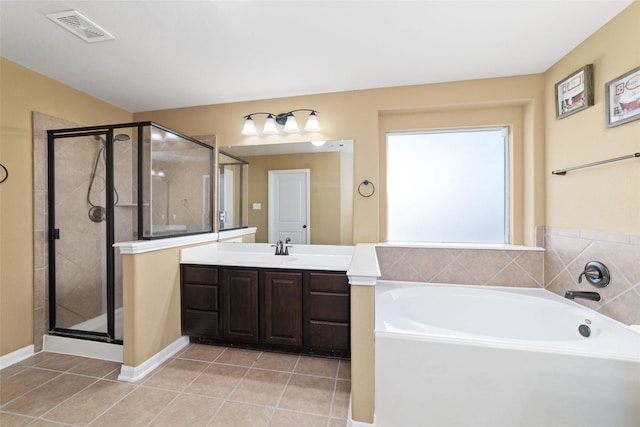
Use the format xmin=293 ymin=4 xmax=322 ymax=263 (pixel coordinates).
xmin=544 ymin=2 xmax=640 ymax=233
xmin=133 ymin=75 xmax=547 ymax=246
xmin=244 ymin=152 xmax=343 ymax=244
xmin=0 ymin=58 xmax=132 ymax=357
xmin=122 ymin=249 xmax=182 ymax=366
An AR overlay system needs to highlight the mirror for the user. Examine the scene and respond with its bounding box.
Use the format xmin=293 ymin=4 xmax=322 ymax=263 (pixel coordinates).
xmin=220 ymin=139 xmax=353 ymax=245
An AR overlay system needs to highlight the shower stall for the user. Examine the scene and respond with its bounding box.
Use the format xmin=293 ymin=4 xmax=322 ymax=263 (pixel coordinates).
xmin=47 ymin=122 xmax=214 ymax=343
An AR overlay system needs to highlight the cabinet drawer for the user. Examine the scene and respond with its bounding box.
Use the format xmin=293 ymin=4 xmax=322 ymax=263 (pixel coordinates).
xmin=182 ymin=265 xmax=218 ymax=285
xmin=308 ymin=272 xmax=349 ymax=293
xmin=182 ymin=310 xmax=220 ymax=338
xmin=306 ymin=294 xmax=349 ymax=323
xmin=183 ymin=284 xmax=218 ymax=311
xmin=307 ymin=321 xmax=349 ymax=352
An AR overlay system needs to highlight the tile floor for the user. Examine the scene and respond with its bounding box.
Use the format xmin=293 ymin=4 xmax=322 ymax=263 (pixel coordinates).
xmin=0 ymin=344 xmax=350 ymax=427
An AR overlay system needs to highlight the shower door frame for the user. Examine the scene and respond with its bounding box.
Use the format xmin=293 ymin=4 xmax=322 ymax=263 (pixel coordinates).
xmin=47 ymin=121 xmax=216 ymax=344
xmin=47 ymin=126 xmax=125 ymax=343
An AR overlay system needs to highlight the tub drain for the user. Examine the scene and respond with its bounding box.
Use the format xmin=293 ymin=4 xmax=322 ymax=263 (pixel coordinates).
xmin=578 ymin=324 xmax=591 ymax=337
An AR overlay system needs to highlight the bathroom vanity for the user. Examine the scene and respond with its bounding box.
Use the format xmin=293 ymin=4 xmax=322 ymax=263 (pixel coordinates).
xmin=179 ymin=243 xmax=354 ymax=357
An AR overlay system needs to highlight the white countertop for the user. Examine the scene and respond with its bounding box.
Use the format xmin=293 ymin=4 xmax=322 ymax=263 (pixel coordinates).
xmin=181 ymin=242 xmax=355 ymax=271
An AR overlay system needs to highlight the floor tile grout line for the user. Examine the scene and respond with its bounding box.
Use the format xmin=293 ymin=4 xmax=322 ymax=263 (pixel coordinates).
xmin=205 ymin=349 xmax=265 ymax=425
xmin=36 ymin=375 xmax=101 ymax=424
xmin=143 ymin=388 xmax=184 ymax=427
xmin=327 ymin=372 xmax=339 ymax=423
xmin=81 ymin=380 xmax=141 ymax=426
xmin=0 ymin=368 xmax=64 ymax=410
xmin=141 ymin=347 xmax=222 ymax=426
xmin=265 ymin=354 xmax=300 ymax=425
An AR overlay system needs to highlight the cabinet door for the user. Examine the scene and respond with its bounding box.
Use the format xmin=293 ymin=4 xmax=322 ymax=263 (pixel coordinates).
xmin=261 ymin=271 xmax=303 ymax=347
xmin=303 ymin=271 xmax=350 ymax=355
xmin=181 ymin=265 xmax=220 ymax=338
xmin=222 ymin=268 xmax=259 ymax=343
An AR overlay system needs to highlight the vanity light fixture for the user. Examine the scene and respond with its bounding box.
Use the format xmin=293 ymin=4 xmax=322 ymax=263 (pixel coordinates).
xmin=241 ymin=109 xmax=320 ymax=135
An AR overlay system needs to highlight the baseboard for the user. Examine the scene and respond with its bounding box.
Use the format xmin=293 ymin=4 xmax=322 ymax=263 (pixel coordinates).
xmin=348 ymin=394 xmax=376 ymax=427
xmin=43 ymin=335 xmax=123 ymax=362
xmin=0 ymin=344 xmax=35 ymax=369
xmin=118 ymin=336 xmax=189 ymax=382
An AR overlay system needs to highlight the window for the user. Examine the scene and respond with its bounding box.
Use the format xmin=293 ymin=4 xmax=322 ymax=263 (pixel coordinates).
xmin=386 ymin=127 xmax=508 ymax=243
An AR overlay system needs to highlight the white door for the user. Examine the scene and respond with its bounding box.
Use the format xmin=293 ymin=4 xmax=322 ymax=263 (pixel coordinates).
xmin=268 ymin=169 xmax=310 ymax=244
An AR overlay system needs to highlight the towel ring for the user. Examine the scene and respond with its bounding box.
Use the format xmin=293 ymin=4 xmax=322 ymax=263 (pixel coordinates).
xmin=0 ymin=163 xmax=7 ymax=184
xmin=358 ymin=180 xmax=375 ymax=197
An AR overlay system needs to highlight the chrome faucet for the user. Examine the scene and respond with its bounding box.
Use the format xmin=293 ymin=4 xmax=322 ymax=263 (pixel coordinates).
xmin=564 ymin=290 xmax=601 ymax=302
xmin=274 ymin=240 xmax=284 ymax=255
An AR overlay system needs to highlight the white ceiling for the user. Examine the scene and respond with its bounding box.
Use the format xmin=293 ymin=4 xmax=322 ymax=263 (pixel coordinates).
xmin=0 ymin=1 xmax=633 ymax=113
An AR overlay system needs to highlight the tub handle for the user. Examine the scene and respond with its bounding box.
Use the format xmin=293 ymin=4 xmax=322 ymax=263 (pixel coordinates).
xmin=578 ymin=261 xmax=610 ymax=288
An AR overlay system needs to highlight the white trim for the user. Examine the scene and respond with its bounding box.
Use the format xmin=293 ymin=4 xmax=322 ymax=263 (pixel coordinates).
xmin=115 ymin=233 xmax=218 ymax=254
xmin=117 ymin=336 xmax=189 ymax=382
xmin=348 ymin=275 xmax=379 ymax=286
xmin=43 ymin=335 xmax=122 ymax=362
xmin=347 ymin=243 xmax=381 ymax=284
xmin=0 ymin=344 xmax=35 ymax=369
xmin=348 ymin=394 xmax=376 ymax=427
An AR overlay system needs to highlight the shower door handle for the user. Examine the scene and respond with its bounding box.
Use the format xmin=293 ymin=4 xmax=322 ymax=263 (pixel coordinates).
xmin=52 ymin=228 xmax=60 ymax=240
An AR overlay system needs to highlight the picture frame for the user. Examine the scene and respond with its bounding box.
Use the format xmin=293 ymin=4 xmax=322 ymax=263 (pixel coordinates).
xmin=555 ymin=64 xmax=594 ymax=119
xmin=605 ymin=66 xmax=640 ymax=128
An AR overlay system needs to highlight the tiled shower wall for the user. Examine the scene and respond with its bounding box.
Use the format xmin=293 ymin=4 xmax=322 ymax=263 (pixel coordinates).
xmin=33 ymin=112 xmax=80 ymax=352
xmin=376 ymin=226 xmax=640 ymax=325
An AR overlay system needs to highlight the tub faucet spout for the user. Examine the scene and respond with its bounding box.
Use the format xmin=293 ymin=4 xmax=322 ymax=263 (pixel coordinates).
xmin=564 ymin=290 xmax=601 ymax=302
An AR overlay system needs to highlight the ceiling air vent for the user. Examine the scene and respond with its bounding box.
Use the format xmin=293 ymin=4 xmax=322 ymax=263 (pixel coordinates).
xmin=46 ymin=10 xmax=115 ymax=43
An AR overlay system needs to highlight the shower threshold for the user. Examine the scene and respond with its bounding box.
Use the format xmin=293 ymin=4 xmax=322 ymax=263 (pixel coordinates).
xmin=43 ymin=334 xmax=123 ymax=362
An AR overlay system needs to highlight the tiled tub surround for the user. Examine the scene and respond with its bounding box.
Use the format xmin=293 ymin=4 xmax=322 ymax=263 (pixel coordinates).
xmin=0 ymin=345 xmax=350 ymax=427
xmin=376 ymin=245 xmax=544 ymax=288
xmin=376 ymin=227 xmax=640 ymax=325
xmin=544 ymin=227 xmax=640 ymax=325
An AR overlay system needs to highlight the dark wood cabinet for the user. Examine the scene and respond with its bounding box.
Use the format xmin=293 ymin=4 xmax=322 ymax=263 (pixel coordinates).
xmin=221 ymin=268 xmax=259 ymax=343
xmin=180 ymin=264 xmax=350 ymax=357
xmin=303 ymin=271 xmax=350 ymax=355
xmin=180 ymin=265 xmax=220 ymax=338
xmin=261 ymin=271 xmax=303 ymax=347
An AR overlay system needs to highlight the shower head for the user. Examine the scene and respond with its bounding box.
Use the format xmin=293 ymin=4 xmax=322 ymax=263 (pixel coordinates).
xmin=93 ymin=134 xmax=131 ymax=143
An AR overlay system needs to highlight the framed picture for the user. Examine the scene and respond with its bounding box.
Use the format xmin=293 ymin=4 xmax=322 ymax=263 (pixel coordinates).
xmin=605 ymin=66 xmax=640 ymax=128
xmin=555 ymin=64 xmax=594 ymax=119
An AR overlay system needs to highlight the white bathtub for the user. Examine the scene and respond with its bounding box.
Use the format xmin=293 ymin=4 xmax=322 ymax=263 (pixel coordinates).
xmin=375 ymin=280 xmax=640 ymax=427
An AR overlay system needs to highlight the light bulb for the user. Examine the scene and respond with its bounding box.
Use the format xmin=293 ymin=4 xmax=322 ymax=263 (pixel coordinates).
xmin=304 ymin=111 xmax=320 ymax=132
xmin=263 ymin=115 xmax=277 ymax=134
xmin=283 ymin=113 xmax=299 ymax=133
xmin=241 ymin=116 xmax=258 ymax=135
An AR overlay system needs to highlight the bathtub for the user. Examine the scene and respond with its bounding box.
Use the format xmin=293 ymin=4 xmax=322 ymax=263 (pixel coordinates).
xmin=375 ymin=280 xmax=640 ymax=427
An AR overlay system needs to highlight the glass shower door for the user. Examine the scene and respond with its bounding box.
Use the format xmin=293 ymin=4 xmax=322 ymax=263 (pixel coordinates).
xmin=50 ymin=132 xmax=111 ymax=340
